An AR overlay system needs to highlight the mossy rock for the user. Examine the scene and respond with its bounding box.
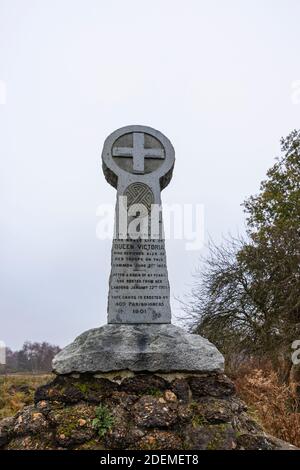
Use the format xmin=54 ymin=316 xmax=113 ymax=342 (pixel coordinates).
xmin=134 ymin=430 xmax=183 ymax=450
xmin=185 ymin=423 xmax=237 ymax=450
xmin=48 ymin=403 xmax=97 ymax=447
xmin=1 ymin=372 xmax=298 ymax=450
xmin=35 ymin=375 xmax=117 ymax=405
xmin=6 ymin=432 xmax=55 ymax=450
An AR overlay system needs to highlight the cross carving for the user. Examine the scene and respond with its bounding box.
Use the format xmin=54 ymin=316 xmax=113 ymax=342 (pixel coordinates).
xmin=112 ymin=132 xmax=164 ymax=174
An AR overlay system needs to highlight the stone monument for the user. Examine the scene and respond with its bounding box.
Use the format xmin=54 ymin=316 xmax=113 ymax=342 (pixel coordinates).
xmin=102 ymin=125 xmax=173 ymax=324
xmin=1 ymin=126 xmax=296 ymax=451
xmin=53 ymin=125 xmax=224 ymax=374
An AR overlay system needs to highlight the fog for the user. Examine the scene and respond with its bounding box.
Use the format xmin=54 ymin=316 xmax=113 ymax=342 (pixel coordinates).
xmin=1 ymin=0 xmax=299 ymax=348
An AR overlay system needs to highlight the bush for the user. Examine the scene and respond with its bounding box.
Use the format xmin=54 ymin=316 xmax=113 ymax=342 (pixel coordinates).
xmin=232 ymin=363 xmax=300 ymax=447
xmin=92 ymin=405 xmax=114 ymax=437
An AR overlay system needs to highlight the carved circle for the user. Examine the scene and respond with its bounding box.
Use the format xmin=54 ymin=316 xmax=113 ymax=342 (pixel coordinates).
xmin=111 ymin=132 xmax=165 ymax=175
xmin=102 ymin=125 xmax=175 ymax=190
xmin=124 ymin=182 xmax=154 ymax=212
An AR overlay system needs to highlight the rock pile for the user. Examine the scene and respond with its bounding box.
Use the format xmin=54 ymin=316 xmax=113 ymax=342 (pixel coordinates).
xmin=0 ymin=372 xmax=297 ymax=450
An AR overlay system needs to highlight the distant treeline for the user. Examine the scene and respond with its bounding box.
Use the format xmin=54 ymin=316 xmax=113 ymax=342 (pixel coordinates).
xmin=1 ymin=341 xmax=60 ymax=374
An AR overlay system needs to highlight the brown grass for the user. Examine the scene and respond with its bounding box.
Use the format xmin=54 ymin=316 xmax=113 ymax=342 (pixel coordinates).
xmin=232 ymin=363 xmax=300 ymax=447
xmin=0 ymin=374 xmax=52 ymax=419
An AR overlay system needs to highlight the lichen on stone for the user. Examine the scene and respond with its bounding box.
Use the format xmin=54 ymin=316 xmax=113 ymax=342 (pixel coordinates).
xmin=0 ymin=372 xmax=297 ymax=450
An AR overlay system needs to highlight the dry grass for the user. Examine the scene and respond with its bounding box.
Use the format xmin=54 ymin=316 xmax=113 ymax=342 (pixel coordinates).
xmin=232 ymin=363 xmax=300 ymax=447
xmin=0 ymin=374 xmax=52 ymax=419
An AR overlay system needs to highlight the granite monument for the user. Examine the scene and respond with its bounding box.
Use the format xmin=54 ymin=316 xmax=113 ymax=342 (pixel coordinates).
xmin=53 ymin=125 xmax=224 ymax=374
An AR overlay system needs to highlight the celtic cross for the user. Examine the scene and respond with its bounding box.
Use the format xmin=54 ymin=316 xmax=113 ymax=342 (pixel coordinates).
xmin=112 ymin=132 xmax=165 ymax=174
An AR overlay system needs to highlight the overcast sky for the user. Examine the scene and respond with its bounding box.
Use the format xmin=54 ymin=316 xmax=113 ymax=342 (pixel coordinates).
xmin=1 ymin=0 xmax=300 ymax=349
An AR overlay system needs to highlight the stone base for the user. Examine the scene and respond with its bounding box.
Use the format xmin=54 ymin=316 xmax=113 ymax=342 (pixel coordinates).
xmin=52 ymin=324 xmax=224 ymax=375
xmin=0 ymin=372 xmax=297 ymax=450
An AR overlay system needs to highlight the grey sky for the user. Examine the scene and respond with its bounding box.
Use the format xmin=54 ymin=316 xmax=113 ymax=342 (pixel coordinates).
xmin=1 ymin=0 xmax=300 ymax=349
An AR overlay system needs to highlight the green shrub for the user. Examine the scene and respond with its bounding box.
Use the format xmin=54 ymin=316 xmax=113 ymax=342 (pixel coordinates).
xmin=92 ymin=405 xmax=114 ymax=437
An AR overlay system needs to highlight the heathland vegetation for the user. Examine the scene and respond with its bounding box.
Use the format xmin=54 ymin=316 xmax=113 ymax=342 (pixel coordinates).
xmin=183 ymin=130 xmax=300 ymax=445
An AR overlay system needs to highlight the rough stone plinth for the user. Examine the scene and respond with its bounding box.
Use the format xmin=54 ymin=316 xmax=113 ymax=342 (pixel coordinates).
xmin=52 ymin=324 xmax=224 ymax=375
xmin=1 ymin=373 xmax=297 ymax=450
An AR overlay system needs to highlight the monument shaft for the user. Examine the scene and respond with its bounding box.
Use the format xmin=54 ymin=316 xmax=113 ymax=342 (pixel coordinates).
xmin=102 ymin=126 xmax=174 ymax=324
